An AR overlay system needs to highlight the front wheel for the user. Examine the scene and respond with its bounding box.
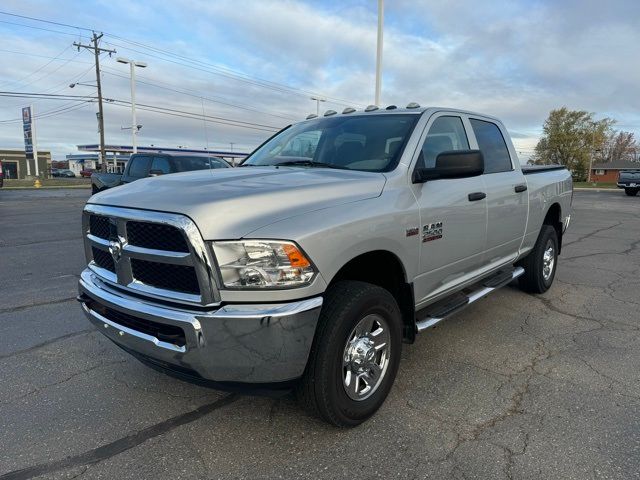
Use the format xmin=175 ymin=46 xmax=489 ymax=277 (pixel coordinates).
xmin=297 ymin=281 xmax=402 ymax=427
xmin=518 ymin=225 xmax=558 ymax=294
xmin=625 ymin=188 xmax=638 ymax=196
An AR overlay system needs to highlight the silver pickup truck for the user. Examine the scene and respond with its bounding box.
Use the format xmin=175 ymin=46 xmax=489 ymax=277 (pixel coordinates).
xmin=78 ymin=105 xmax=572 ymax=426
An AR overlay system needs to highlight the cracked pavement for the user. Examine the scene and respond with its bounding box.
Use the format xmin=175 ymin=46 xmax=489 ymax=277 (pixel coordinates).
xmin=1 ymin=188 xmax=639 ymax=479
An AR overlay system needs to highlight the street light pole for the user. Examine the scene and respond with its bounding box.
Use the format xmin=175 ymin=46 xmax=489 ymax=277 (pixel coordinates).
xmin=374 ymin=0 xmax=384 ymax=106
xmin=587 ymin=121 xmax=596 ymax=183
xmin=117 ymin=57 xmax=147 ymax=154
xmin=310 ymin=96 xmax=326 ymax=116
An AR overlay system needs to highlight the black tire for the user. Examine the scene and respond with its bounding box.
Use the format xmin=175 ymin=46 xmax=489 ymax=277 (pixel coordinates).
xmin=518 ymin=225 xmax=559 ymax=294
xmin=625 ymin=188 xmax=638 ymax=196
xmin=297 ymin=280 xmax=403 ymax=427
xmin=91 ymin=184 xmax=99 ymax=195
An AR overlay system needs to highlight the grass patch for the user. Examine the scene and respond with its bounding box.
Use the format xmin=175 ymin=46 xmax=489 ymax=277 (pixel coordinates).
xmin=573 ymin=182 xmax=617 ymax=189
xmin=3 ymin=178 xmax=91 ymax=188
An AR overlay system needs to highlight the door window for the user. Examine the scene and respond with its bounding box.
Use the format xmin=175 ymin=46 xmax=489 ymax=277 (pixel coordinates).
xmin=150 ymin=156 xmax=172 ymax=175
xmin=417 ymin=116 xmax=469 ymax=169
xmin=127 ymin=156 xmax=151 ymax=178
xmin=469 ymin=119 xmax=512 ymax=173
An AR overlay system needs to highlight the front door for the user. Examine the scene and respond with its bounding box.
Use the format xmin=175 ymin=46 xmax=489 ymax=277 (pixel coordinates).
xmin=411 ymin=114 xmax=488 ymax=306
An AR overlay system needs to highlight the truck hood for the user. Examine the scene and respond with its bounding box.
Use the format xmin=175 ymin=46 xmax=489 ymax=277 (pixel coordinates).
xmin=89 ymin=166 xmax=386 ymax=238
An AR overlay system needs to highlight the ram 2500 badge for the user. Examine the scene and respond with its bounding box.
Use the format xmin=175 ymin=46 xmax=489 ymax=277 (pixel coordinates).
xmin=78 ymin=104 xmax=572 ymax=426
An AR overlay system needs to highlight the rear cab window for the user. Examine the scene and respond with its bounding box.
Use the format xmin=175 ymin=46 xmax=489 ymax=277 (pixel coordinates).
xmin=469 ymin=119 xmax=512 ymax=173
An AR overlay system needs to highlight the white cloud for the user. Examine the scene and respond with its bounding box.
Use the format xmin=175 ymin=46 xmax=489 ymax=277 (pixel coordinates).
xmin=0 ymin=0 xmax=639 ymax=160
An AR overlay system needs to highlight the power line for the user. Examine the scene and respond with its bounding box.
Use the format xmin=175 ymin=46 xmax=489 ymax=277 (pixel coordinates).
xmin=0 ymin=48 xmax=91 ymax=63
xmin=0 ymin=11 xmax=363 ymax=108
xmin=0 ymin=19 xmax=85 ymax=37
xmin=0 ymin=91 xmax=282 ymax=132
xmin=101 ymin=68 xmax=298 ymax=122
xmin=0 ymin=44 xmax=72 ymax=89
xmin=104 ymin=39 xmax=362 ymax=108
xmin=0 ymin=10 xmax=92 ymax=32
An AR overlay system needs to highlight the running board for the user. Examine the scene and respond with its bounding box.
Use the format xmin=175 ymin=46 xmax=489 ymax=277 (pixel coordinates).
xmin=415 ymin=266 xmax=525 ymax=333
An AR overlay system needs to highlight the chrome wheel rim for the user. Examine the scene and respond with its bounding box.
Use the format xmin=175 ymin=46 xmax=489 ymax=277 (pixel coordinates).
xmin=542 ymin=240 xmax=555 ymax=282
xmin=342 ymin=314 xmax=390 ymax=401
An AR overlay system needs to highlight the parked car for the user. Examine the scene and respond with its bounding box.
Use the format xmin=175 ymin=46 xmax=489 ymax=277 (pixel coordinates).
xmin=91 ymin=154 xmax=231 ymax=194
xmin=0 ymin=160 xmax=3 ymax=188
xmin=52 ymin=168 xmax=76 ymax=178
xmin=80 ymin=168 xmax=95 ymax=178
xmin=78 ymin=105 xmax=572 ymax=426
xmin=617 ymin=170 xmax=640 ymax=196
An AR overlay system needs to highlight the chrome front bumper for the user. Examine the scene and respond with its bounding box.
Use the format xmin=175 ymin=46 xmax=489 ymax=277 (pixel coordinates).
xmin=78 ymin=269 xmax=322 ymax=384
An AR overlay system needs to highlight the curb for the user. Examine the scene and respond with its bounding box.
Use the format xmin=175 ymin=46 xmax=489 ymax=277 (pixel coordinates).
xmin=573 ymin=188 xmax=619 ymax=192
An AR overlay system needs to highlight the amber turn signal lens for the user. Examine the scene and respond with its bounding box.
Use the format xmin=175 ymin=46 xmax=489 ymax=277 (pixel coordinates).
xmin=283 ymin=244 xmax=311 ymax=268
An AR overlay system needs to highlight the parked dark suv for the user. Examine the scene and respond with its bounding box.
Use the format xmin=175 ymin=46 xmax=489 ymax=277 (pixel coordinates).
xmin=91 ymin=153 xmax=231 ymax=194
xmin=617 ymin=170 xmax=640 ymax=196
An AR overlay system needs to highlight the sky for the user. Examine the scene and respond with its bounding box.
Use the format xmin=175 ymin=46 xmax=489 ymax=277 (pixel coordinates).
xmin=0 ymin=0 xmax=639 ymax=162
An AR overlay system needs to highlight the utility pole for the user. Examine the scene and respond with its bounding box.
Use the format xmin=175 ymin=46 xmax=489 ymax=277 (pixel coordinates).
xmin=74 ymin=33 xmax=115 ymax=172
xmin=374 ymin=0 xmax=384 ymax=106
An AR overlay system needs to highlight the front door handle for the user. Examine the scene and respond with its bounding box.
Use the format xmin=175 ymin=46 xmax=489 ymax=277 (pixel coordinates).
xmin=514 ymin=184 xmax=528 ymax=193
xmin=468 ymin=192 xmax=486 ymax=202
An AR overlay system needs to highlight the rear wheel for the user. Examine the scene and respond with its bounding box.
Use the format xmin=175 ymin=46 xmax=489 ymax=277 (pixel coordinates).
xmin=91 ymin=184 xmax=100 ymax=195
xmin=625 ymin=188 xmax=638 ymax=196
xmin=297 ymin=281 xmax=402 ymax=427
xmin=518 ymin=225 xmax=558 ymax=294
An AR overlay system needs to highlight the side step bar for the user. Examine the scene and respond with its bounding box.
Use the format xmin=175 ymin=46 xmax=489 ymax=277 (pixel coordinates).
xmin=415 ymin=266 xmax=525 ymax=333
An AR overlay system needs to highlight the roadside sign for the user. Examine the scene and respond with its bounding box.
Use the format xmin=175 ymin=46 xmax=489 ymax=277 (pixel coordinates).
xmin=22 ymin=106 xmax=39 ymax=176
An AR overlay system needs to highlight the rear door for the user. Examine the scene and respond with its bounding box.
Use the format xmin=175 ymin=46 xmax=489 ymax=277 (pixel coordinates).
xmin=411 ymin=113 xmax=488 ymax=305
xmin=468 ymin=117 xmax=527 ymax=268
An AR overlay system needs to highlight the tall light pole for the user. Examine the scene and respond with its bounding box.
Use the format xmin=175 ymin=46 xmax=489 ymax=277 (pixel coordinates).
xmin=117 ymin=57 xmax=147 ymax=154
xmin=587 ymin=121 xmax=597 ymax=183
xmin=310 ymin=96 xmax=326 ymax=116
xmin=374 ymin=0 xmax=384 ymax=106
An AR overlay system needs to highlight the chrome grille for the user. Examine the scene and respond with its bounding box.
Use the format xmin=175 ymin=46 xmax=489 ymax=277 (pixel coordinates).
xmin=126 ymin=221 xmax=189 ymax=252
xmin=89 ymin=215 xmax=110 ymax=239
xmin=131 ymin=259 xmax=200 ymax=294
xmin=82 ymin=205 xmax=219 ymax=306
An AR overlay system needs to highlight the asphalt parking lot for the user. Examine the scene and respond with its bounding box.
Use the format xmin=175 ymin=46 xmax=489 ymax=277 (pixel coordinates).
xmin=1 ymin=188 xmax=639 ymax=479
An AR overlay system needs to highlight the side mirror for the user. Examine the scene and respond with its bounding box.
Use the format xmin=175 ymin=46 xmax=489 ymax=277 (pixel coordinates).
xmin=413 ymin=150 xmax=484 ymax=183
xmin=148 ymin=169 xmax=164 ymax=177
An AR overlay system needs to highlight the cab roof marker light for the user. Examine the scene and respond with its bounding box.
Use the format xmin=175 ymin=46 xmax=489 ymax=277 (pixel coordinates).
xmin=306 ymin=113 xmax=318 ymax=119
xmin=324 ymin=110 xmax=337 ymax=116
xmin=342 ymin=107 xmax=356 ymax=114
xmin=386 ymin=105 xmax=398 ymax=110
xmin=406 ymin=102 xmax=421 ymax=109
xmin=364 ymin=105 xmax=379 ymax=112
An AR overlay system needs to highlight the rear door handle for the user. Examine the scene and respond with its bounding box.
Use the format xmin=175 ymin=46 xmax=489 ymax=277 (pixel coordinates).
xmin=514 ymin=184 xmax=528 ymax=193
xmin=468 ymin=192 xmax=486 ymax=202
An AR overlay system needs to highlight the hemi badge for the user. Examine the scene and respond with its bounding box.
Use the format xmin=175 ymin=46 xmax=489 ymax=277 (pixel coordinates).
xmin=406 ymin=227 xmax=419 ymax=237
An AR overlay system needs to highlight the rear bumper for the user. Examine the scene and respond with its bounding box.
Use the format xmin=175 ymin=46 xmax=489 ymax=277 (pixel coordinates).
xmin=78 ymin=269 xmax=322 ymax=386
xmin=617 ymin=183 xmax=638 ymax=189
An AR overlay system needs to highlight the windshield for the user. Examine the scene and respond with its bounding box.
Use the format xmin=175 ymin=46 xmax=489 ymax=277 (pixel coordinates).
xmin=241 ymin=114 xmax=419 ymax=172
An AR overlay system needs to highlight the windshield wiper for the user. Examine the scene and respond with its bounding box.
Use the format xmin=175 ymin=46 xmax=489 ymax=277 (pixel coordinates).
xmin=276 ymin=160 xmax=349 ymax=170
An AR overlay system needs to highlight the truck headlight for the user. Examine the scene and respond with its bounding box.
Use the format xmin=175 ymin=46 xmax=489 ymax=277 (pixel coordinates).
xmin=211 ymin=240 xmax=316 ymax=289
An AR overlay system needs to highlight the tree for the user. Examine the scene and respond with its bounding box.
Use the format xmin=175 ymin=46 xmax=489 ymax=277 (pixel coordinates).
xmin=532 ymin=107 xmax=614 ymax=180
xmin=598 ymin=131 xmax=638 ymax=164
